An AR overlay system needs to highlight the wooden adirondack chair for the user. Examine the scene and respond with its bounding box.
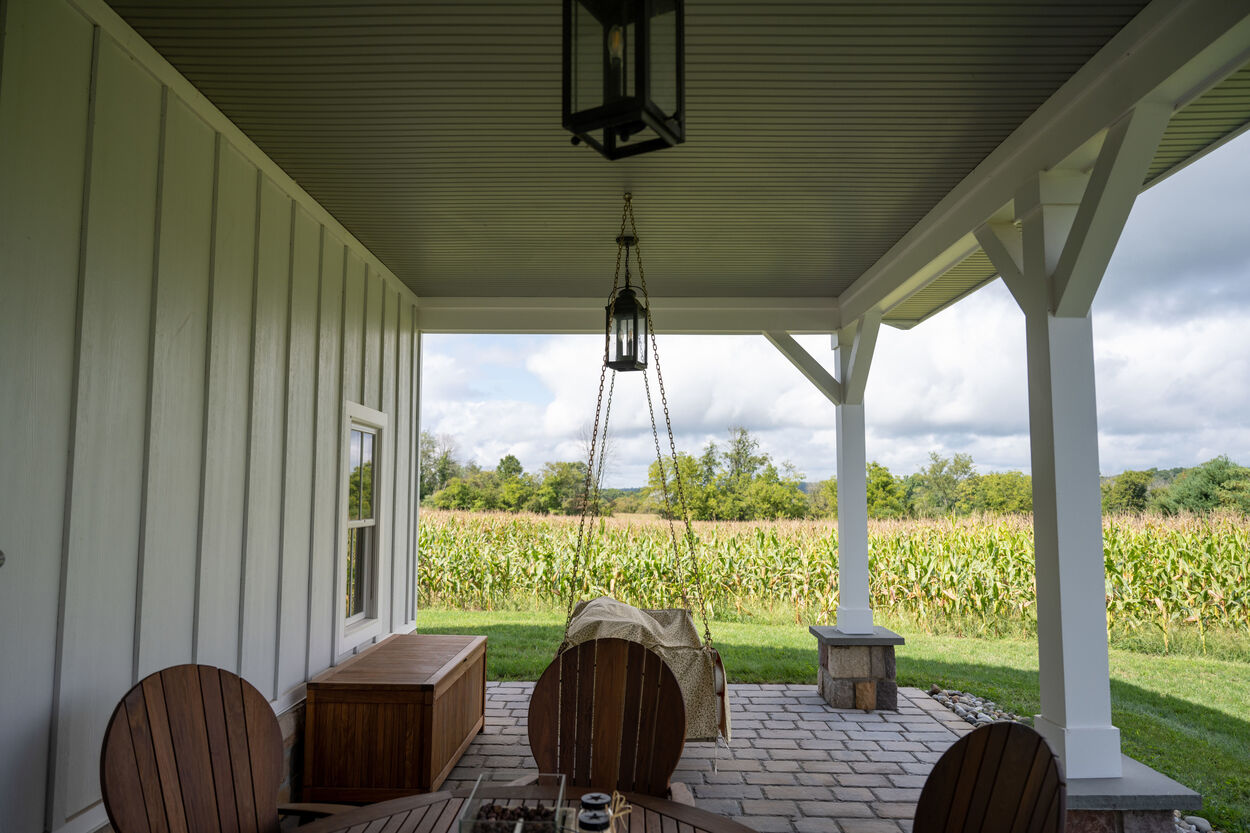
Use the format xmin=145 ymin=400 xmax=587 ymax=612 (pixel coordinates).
xmin=914 ymin=721 xmax=1066 ymax=833
xmin=100 ymin=664 xmax=346 ymax=833
xmin=527 ymin=637 xmax=686 ymax=798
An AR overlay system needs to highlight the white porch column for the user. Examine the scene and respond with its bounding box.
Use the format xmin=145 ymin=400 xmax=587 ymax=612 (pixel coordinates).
xmin=974 ymin=103 xmax=1169 ymax=778
xmin=834 ymin=398 xmax=872 ymax=633
xmin=833 ymin=314 xmax=880 ymax=634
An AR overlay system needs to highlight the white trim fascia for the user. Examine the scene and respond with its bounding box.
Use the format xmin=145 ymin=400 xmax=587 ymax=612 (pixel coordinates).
xmin=838 ymin=0 xmax=1250 ymax=324
xmin=417 ymin=296 xmax=840 ymax=335
xmin=62 ymin=0 xmax=417 ymax=308
xmin=763 ymin=332 xmax=843 ymax=406
xmin=873 ymin=233 xmax=983 ymax=321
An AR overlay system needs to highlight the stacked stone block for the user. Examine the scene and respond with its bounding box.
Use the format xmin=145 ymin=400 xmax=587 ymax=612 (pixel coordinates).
xmin=810 ymin=626 xmax=905 ymax=712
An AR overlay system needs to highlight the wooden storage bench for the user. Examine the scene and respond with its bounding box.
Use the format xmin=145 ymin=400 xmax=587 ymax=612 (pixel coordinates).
xmin=303 ymin=633 xmax=486 ymax=802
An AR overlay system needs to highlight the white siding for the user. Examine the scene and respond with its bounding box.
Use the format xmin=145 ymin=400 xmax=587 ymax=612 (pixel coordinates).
xmin=0 ymin=0 xmax=423 ymax=828
xmin=135 ymin=92 xmax=215 ymax=681
xmin=0 ymin=2 xmax=93 ymax=831
xmin=57 ymin=35 xmax=162 ymax=815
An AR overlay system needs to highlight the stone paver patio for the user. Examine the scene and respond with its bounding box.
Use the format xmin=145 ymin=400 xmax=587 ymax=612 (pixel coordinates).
xmin=442 ymin=682 xmax=974 ymax=833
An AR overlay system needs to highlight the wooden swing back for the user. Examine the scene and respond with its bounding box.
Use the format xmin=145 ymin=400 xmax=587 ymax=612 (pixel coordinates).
xmin=527 ymin=638 xmax=686 ymax=797
xmin=913 ymin=721 xmax=1065 ymax=833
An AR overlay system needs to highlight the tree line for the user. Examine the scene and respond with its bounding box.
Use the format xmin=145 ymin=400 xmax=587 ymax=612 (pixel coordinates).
xmin=419 ymin=429 xmax=1250 ymax=519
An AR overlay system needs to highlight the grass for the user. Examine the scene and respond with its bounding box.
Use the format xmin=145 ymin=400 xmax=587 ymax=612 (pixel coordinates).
xmin=415 ymin=605 xmax=1250 ymax=833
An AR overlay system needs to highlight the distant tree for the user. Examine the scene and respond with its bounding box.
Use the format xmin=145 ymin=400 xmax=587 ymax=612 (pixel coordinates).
xmin=645 ymin=429 xmax=808 ymax=520
xmin=608 ymin=491 xmax=647 ymax=514
xmin=957 ymin=471 xmax=1032 ymax=514
xmin=865 ymin=462 xmax=907 ymax=519
xmin=579 ymin=421 xmax=617 ymax=487
xmin=1102 ymin=469 xmax=1152 ymax=514
xmin=496 ymin=454 xmax=524 ymax=481
xmin=911 ymin=452 xmax=976 ymax=517
xmin=530 ymin=461 xmax=590 ymax=515
xmin=809 ymin=477 xmax=837 ymax=517
xmin=1152 ymin=456 xmax=1250 ymax=515
xmin=419 ymin=431 xmax=462 ymax=497
xmin=744 ymin=462 xmax=810 ymax=519
xmin=646 ymin=452 xmax=715 ymax=519
xmin=723 ymin=426 xmax=768 ymax=486
xmin=427 ymin=478 xmax=477 ymax=510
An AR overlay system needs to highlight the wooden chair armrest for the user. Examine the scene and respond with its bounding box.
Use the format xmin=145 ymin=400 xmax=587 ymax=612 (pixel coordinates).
xmin=278 ymin=802 xmax=354 ymax=823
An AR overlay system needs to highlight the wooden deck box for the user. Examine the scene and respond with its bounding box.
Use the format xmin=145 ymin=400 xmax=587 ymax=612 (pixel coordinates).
xmin=303 ymin=633 xmax=487 ymax=802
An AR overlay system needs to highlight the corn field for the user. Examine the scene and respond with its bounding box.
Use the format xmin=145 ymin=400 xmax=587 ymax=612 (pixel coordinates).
xmin=417 ymin=510 xmax=1250 ymax=638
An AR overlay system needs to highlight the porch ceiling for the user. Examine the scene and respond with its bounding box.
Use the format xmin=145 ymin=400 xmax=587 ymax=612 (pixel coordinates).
xmin=105 ymin=1 xmax=1248 ymax=326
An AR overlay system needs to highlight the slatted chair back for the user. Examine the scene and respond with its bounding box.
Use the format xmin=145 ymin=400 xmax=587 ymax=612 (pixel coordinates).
xmin=100 ymin=664 xmax=284 ymax=833
xmin=914 ymin=721 xmax=1066 ymax=833
xmin=528 ymin=637 xmax=686 ymax=797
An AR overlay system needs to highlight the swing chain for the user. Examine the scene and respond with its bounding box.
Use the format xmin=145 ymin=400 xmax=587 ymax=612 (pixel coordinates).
xmin=563 ymin=193 xmax=715 ymax=651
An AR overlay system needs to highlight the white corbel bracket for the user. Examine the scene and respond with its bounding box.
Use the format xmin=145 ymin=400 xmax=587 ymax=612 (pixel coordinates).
xmin=764 ymin=312 xmax=881 ymax=407
xmin=764 ymin=331 xmax=843 ymax=406
xmin=981 ymin=103 xmax=1171 ymax=319
xmin=836 ymin=312 xmax=881 ymax=406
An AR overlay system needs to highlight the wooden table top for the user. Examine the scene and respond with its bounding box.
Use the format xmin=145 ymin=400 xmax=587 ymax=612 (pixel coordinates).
xmin=298 ymin=783 xmax=760 ymax=833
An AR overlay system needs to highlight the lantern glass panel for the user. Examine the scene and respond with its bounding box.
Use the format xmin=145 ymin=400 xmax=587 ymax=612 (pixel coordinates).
xmin=649 ymin=1 xmax=678 ymax=117
xmin=614 ymin=314 xmax=635 ymax=363
xmin=636 ymin=310 xmax=648 ymax=365
xmin=571 ymin=0 xmax=634 ymax=114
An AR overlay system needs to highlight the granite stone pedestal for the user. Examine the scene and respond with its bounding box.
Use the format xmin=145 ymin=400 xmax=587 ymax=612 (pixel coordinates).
xmin=809 ymin=625 xmax=905 ymax=711
xmin=1066 ymin=756 xmax=1202 ymax=833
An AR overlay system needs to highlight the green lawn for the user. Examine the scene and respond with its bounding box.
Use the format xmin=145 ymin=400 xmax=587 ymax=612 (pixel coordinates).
xmin=416 ymin=607 xmax=1250 ymax=833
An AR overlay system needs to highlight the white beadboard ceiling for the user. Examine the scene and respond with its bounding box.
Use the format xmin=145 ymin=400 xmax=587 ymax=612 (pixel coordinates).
xmin=104 ymin=1 xmax=1250 ymax=323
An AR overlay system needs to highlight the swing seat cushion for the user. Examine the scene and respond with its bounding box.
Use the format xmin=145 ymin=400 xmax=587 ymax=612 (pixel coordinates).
xmin=565 ymin=597 xmax=730 ymax=742
xmin=528 ymin=638 xmax=685 ymax=797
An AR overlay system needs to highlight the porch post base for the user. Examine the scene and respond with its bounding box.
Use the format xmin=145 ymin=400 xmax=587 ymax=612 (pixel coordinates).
xmin=810 ymin=626 xmax=904 ymax=711
xmin=1067 ymin=810 xmax=1175 ymax=833
xmin=1035 ymin=716 xmax=1122 ymax=779
xmin=833 ymin=605 xmax=874 ymax=634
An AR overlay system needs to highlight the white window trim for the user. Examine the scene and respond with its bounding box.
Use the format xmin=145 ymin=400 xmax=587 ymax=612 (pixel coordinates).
xmin=336 ymin=401 xmax=389 ymax=654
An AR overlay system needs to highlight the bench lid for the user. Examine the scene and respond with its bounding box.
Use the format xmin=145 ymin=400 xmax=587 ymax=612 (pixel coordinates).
xmin=309 ymin=633 xmax=486 ymax=690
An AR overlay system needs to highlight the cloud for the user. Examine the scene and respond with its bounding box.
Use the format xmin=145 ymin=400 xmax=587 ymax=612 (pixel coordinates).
xmin=1095 ymin=131 xmax=1250 ymax=318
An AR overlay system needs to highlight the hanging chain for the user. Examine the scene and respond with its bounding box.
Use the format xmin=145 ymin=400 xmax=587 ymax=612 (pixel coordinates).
xmin=562 ymin=193 xmax=715 ymax=650
xmin=627 ymin=202 xmax=715 ymax=649
xmin=561 ymin=197 xmax=630 ymax=645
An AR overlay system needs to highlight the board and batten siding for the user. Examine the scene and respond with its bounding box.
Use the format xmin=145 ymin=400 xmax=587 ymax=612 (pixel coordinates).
xmin=0 ymin=0 xmax=423 ymax=830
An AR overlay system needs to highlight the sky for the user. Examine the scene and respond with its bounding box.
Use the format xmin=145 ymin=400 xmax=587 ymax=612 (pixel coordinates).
xmin=420 ymin=131 xmax=1250 ymax=488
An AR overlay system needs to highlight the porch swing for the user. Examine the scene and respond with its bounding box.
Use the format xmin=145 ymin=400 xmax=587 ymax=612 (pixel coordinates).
xmin=527 ymin=196 xmax=730 ymax=774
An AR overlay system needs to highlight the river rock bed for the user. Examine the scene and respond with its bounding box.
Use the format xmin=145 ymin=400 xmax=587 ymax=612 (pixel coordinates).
xmin=927 ymin=684 xmax=1026 ymax=726
xmin=927 ymin=685 xmax=1222 ymax=833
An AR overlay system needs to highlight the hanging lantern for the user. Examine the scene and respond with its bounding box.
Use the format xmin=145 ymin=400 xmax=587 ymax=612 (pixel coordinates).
xmin=606 ymin=234 xmax=648 ymax=371
xmin=563 ymin=0 xmax=685 ymax=160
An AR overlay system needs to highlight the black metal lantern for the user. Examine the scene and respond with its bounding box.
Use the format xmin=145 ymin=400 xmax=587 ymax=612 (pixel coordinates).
xmin=563 ymin=0 xmax=684 ymax=160
xmin=606 ymin=235 xmax=648 ymax=371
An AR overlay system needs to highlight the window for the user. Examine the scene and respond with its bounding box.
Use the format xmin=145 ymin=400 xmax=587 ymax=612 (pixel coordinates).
xmin=339 ymin=402 xmax=387 ymax=650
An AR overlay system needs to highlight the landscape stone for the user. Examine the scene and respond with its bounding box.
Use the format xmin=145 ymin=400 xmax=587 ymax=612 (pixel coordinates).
xmin=828 ymin=645 xmax=872 ymax=678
